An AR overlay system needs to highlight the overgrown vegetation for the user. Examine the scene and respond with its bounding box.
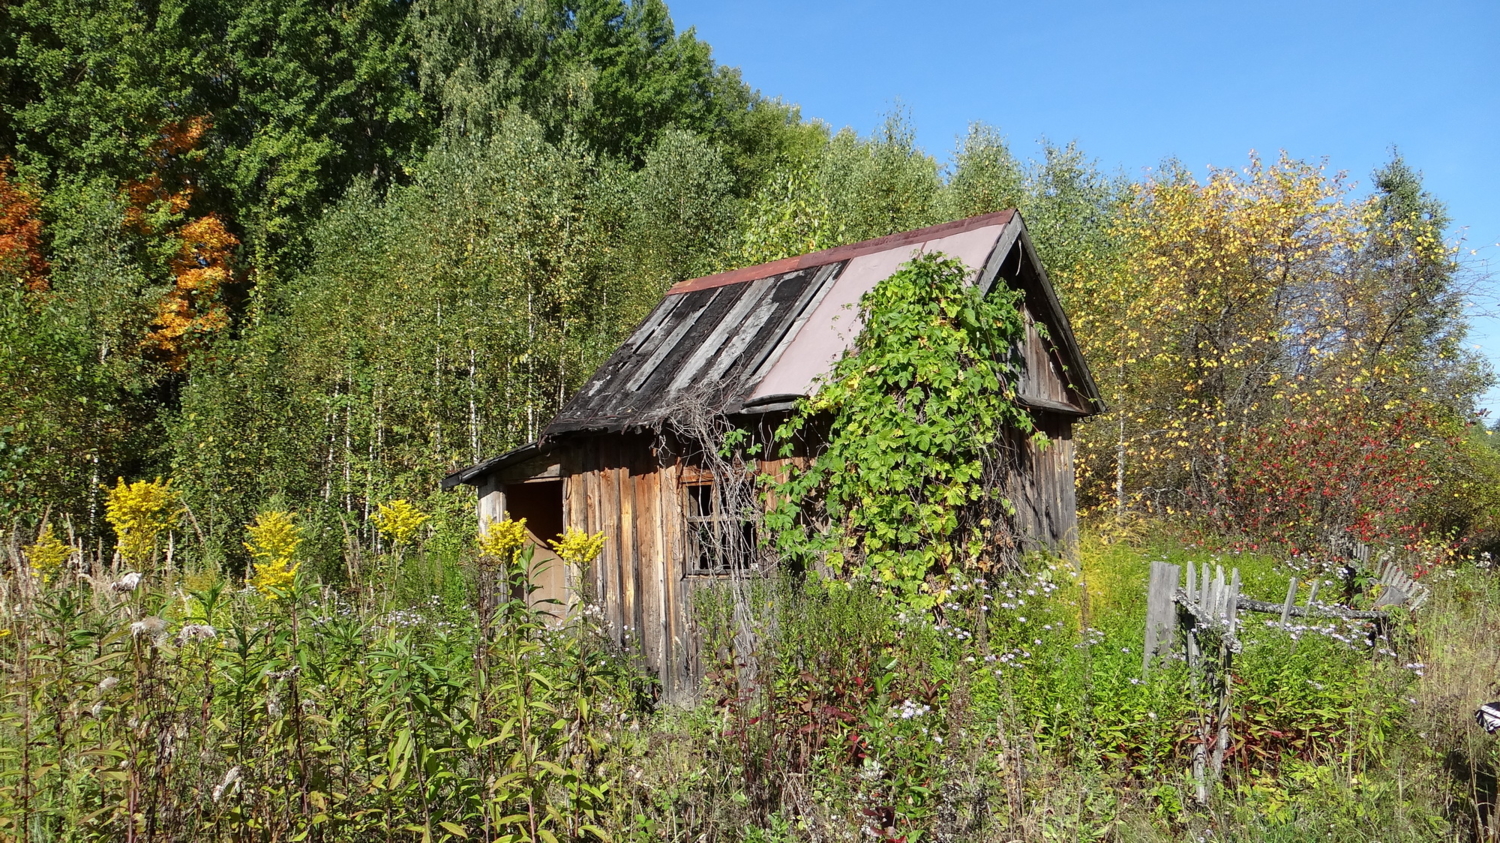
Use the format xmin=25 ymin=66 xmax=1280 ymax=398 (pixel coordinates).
xmin=7 ymin=513 xmax=1498 ymax=841
xmin=767 ymin=253 xmax=1035 ymax=605
xmin=4 ymin=0 xmax=1500 ymax=839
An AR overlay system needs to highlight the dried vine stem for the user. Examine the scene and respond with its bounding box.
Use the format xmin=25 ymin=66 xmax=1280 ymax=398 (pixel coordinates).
xmin=648 ymin=387 xmax=772 ymax=683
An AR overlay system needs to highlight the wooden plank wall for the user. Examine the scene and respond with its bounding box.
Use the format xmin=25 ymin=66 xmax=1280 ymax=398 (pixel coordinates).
xmin=557 ymin=421 xmax=1076 ymax=699
xmin=1018 ymin=305 xmax=1074 ymax=407
xmin=559 ymin=435 xmax=802 ymax=701
xmin=563 ymin=433 xmax=696 ymax=700
xmin=1007 ymin=413 xmax=1078 ymax=551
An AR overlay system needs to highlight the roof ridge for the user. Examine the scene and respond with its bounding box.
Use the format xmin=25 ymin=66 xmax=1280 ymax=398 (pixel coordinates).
xmin=666 ymin=209 xmax=1016 ymax=296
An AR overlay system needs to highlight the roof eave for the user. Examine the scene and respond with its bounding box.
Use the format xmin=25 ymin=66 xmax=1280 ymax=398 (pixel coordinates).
xmin=440 ymin=441 xmax=549 ymax=490
xmin=1008 ymin=217 xmax=1107 ymax=416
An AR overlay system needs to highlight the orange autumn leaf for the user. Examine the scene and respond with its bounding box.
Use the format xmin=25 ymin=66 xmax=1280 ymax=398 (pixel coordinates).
xmin=0 ymin=159 xmax=48 ymax=292
xmin=142 ymin=214 xmax=238 ymax=369
xmin=122 ymin=117 xmax=209 ymax=233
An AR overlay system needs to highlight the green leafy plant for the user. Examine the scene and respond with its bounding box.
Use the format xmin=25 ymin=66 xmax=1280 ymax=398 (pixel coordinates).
xmin=766 ymin=252 xmax=1036 ymax=607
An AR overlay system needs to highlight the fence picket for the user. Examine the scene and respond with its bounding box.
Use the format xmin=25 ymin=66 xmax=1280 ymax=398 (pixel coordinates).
xmin=1143 ymin=561 xmax=1180 ymax=673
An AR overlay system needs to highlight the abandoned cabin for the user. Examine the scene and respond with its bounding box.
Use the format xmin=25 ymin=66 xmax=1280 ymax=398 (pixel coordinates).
xmin=442 ymin=210 xmax=1103 ymax=697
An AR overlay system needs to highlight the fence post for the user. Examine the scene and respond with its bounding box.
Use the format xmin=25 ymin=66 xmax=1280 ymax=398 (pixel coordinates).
xmin=1143 ymin=561 xmax=1181 ymax=673
xmin=1212 ymin=568 xmax=1241 ymax=778
xmin=1189 ymin=564 xmax=1211 ymax=803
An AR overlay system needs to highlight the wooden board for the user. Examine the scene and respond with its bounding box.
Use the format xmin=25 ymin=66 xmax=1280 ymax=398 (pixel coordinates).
xmin=545 ymin=267 xmax=827 ymax=435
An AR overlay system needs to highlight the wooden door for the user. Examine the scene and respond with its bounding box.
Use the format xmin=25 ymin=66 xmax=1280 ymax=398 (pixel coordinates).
xmin=503 ymin=480 xmax=571 ymax=620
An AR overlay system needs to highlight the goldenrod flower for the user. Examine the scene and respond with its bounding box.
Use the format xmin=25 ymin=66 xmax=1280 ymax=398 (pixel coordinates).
xmin=373 ymin=499 xmax=427 ymax=546
xmin=551 ymin=527 xmax=607 ymax=567
xmin=245 ymin=511 xmax=301 ymax=565
xmin=104 ymin=478 xmax=180 ymax=568
xmin=249 ymin=558 xmax=298 ymax=599
xmin=245 ymin=511 xmax=302 ymax=599
xmin=25 ymin=522 xmax=71 ymax=581
xmin=478 ymin=517 xmax=528 ymax=566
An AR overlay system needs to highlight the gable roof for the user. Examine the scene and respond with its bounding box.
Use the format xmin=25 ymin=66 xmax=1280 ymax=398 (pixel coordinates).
xmin=543 ymin=210 xmax=1103 ymax=437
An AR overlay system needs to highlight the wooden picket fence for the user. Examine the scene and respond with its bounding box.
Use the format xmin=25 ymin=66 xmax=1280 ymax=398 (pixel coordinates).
xmin=1140 ymin=541 xmax=1429 ymax=802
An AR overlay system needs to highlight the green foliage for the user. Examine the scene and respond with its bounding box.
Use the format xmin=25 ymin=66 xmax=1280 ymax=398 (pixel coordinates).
xmin=3 ymin=0 xmax=430 ymax=257
xmin=939 ymin=123 xmax=1025 ymax=221
xmin=622 ymin=128 xmax=740 ymax=283
xmin=820 ymin=111 xmax=942 ymax=244
xmin=766 ymin=253 xmax=1034 ymax=605
xmin=412 ymin=0 xmax=809 ymax=177
xmin=170 ymin=115 xmax=627 ymax=564
xmin=0 ymin=178 xmax=166 ymax=528
xmin=0 ymin=539 xmax=646 ymax=841
xmin=734 ymin=160 xmax=842 ymax=267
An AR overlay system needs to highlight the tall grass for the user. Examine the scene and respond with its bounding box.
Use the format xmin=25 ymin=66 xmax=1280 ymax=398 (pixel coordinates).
xmin=0 ymin=537 xmax=651 ymax=842
xmin=0 ymin=527 xmax=1493 ymax=841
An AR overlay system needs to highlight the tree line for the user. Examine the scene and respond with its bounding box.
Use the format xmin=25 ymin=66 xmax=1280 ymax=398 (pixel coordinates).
xmin=0 ymin=0 xmax=1493 ymax=569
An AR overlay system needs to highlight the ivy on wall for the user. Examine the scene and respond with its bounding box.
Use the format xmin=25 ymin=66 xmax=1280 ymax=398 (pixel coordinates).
xmin=764 ymin=252 xmax=1041 ymax=607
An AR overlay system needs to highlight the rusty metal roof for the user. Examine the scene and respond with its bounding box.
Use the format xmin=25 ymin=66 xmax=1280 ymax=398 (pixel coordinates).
xmin=540 ymin=211 xmax=1102 ymax=438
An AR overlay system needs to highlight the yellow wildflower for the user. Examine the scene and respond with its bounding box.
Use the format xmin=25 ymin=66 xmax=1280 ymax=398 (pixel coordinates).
xmin=104 ymin=478 xmax=180 ymax=568
xmin=478 ymin=517 xmax=528 ymax=566
xmin=245 ymin=511 xmax=301 ymax=565
xmin=373 ymin=499 xmax=427 ymax=546
xmin=249 ymin=560 xmax=298 ymax=599
xmin=551 ymin=527 xmax=607 ymax=567
xmin=245 ymin=511 xmax=301 ymax=599
xmin=25 ymin=523 xmax=72 ymax=581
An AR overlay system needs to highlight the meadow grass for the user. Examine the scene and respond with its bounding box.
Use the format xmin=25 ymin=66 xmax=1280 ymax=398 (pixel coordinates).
xmin=0 ymin=528 xmax=1493 ymax=841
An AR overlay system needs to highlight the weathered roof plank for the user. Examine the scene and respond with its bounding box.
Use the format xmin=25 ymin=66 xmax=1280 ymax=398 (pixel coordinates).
xmin=539 ymin=211 xmax=1102 ymax=439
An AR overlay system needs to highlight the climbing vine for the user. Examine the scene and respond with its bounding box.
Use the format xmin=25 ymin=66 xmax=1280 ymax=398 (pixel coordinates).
xmin=765 ymin=252 xmax=1040 ymax=607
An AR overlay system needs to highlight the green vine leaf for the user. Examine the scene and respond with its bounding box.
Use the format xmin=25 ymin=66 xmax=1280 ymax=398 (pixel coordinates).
xmin=765 ymin=252 xmax=1039 ymax=608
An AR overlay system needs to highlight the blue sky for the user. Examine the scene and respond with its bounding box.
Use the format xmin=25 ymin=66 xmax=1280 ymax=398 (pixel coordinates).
xmin=668 ymin=0 xmax=1500 ymax=415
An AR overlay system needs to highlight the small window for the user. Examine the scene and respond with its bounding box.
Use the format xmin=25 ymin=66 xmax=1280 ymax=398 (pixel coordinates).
xmin=684 ymin=480 xmax=757 ymax=575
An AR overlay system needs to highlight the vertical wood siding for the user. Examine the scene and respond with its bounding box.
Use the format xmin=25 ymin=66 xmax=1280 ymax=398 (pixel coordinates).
xmin=1005 ymin=413 xmax=1078 ymax=550
xmin=555 ymin=419 xmax=1077 ymax=699
xmin=563 ymin=434 xmax=691 ymax=698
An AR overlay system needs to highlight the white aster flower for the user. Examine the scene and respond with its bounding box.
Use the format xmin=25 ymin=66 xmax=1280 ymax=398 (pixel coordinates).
xmin=111 ymin=572 xmax=143 ymax=593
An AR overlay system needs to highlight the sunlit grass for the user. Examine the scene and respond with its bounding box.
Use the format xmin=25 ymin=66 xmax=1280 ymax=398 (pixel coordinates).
xmin=0 ymin=523 xmax=1489 ymax=841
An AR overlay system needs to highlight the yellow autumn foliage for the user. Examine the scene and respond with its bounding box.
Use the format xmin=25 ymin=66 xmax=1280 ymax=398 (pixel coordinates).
xmin=1065 ymin=151 xmax=1471 ymax=539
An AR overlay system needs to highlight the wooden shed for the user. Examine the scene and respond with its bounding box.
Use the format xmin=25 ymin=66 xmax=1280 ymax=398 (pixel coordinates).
xmin=443 ymin=210 xmax=1103 ymax=698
